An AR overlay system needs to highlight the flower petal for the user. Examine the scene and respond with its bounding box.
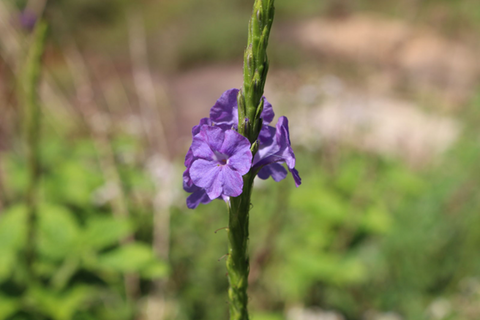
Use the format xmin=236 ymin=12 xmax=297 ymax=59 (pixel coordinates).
xmin=258 ymin=124 xmax=276 ymax=145
xmin=205 ymin=169 xmax=224 ymax=199
xmin=190 ymin=159 xmax=220 ymax=191
xmin=191 ymin=138 xmax=214 ymax=160
xmin=261 ymin=97 xmax=275 ymax=124
xmin=253 ymin=131 xmax=281 ymax=167
xmin=210 ymin=89 xmax=275 ymax=128
xmin=254 ymin=116 xmax=295 ymax=168
xmin=210 ymin=88 xmax=239 ymax=126
xmin=183 ymin=170 xmax=195 ymax=190
xmin=192 ymin=126 xmax=226 ymax=159
xmin=228 ymin=153 xmax=252 ymax=175
xmin=186 ymin=188 xmax=212 ymax=209
xmin=276 ymin=116 xmax=292 ymax=146
xmin=257 ymin=163 xmax=287 ymax=182
xmin=252 ymin=116 xmax=301 ymax=187
xmin=290 ymin=167 xmax=302 ymax=187
xmin=219 ymin=130 xmax=252 ymax=174
xmin=192 ymin=118 xmax=212 ymax=136
xmin=220 ymin=166 xmax=244 ymax=197
xmin=184 ymin=147 xmax=195 ymax=168
xmin=276 ymin=116 xmax=296 ymax=169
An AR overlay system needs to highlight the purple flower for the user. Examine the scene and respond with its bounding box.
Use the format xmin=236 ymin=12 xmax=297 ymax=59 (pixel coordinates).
xmin=188 ymin=125 xmax=252 ymax=200
xmin=183 ymin=88 xmax=300 ymax=209
xmin=253 ymin=116 xmax=302 ymax=187
xmin=210 ymin=88 xmax=274 ymax=128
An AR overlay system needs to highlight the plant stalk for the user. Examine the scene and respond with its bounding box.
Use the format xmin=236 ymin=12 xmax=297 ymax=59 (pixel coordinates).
xmin=23 ymin=21 xmax=48 ymax=280
xmin=226 ymin=0 xmax=275 ymax=318
xmin=226 ymin=173 xmax=255 ymax=320
xmin=238 ymin=0 xmax=275 ymax=142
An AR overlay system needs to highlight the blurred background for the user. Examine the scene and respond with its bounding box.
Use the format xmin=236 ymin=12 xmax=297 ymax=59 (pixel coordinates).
xmin=1 ymin=0 xmax=480 ymax=319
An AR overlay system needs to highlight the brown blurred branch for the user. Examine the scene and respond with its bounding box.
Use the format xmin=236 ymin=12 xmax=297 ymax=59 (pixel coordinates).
xmin=64 ymin=44 xmax=139 ymax=301
xmin=25 ymin=0 xmax=48 ymax=17
xmin=128 ymin=9 xmax=170 ymax=156
xmin=127 ymin=9 xmax=177 ymax=320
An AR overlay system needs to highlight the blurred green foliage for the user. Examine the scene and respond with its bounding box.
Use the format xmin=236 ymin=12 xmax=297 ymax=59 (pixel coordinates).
xmin=0 ymin=132 xmax=168 ymax=319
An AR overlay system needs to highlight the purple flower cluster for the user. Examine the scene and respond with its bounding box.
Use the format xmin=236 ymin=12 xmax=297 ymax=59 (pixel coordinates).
xmin=183 ymin=88 xmax=301 ymax=209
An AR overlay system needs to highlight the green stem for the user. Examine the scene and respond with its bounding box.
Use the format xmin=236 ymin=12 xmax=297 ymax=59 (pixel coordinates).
xmin=238 ymin=0 xmax=275 ymax=142
xmin=23 ymin=21 xmax=48 ymax=281
xmin=226 ymin=173 xmax=255 ymax=320
xmin=226 ymin=1 xmax=275 ymax=319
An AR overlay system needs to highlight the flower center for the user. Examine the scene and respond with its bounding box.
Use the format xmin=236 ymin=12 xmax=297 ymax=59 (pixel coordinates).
xmin=214 ymin=151 xmax=229 ymax=166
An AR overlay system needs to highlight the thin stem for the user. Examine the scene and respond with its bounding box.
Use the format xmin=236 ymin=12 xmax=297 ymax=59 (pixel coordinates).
xmin=226 ymin=0 xmax=276 ymax=319
xmin=226 ymin=173 xmax=255 ymax=320
xmin=238 ymin=0 xmax=275 ymax=142
xmin=22 ymin=21 xmax=48 ymax=281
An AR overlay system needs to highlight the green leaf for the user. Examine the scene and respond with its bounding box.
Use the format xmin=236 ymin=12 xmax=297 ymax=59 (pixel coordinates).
xmin=1 ymin=154 xmax=28 ymax=197
xmin=43 ymin=160 xmax=101 ymax=206
xmin=0 ymin=295 xmax=20 ymax=319
xmin=290 ymin=185 xmax=346 ymax=223
xmin=361 ymin=204 xmax=392 ymax=234
xmin=38 ymin=204 xmax=80 ymax=260
xmin=34 ymin=259 xmax=58 ymax=278
xmin=271 ymin=250 xmax=367 ymax=300
xmin=250 ymin=312 xmax=284 ymax=320
xmin=29 ymin=285 xmax=92 ymax=320
xmin=0 ymin=204 xmax=28 ymax=250
xmin=0 ymin=250 xmax=15 ymax=282
xmin=335 ymin=157 xmax=366 ymax=193
xmin=97 ymin=242 xmax=163 ymax=274
xmin=82 ymin=216 xmax=132 ymax=251
xmin=0 ymin=204 xmax=27 ymax=281
xmin=140 ymin=260 xmax=169 ymax=279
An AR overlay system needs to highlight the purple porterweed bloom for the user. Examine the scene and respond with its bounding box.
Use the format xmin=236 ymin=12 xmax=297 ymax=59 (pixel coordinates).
xmin=209 ymin=88 xmax=301 ymax=187
xmin=253 ymin=116 xmax=302 ymax=187
xmin=183 ymin=88 xmax=300 ymax=209
xmin=187 ymin=125 xmax=252 ymax=202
